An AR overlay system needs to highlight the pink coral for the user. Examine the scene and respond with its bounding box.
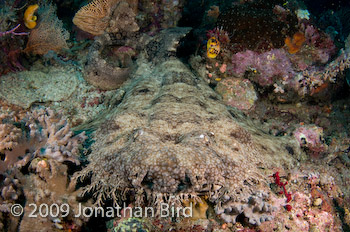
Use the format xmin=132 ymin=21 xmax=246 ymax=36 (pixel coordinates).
xmin=304 ymin=25 xmax=337 ymax=64
xmin=228 ymin=49 xmax=296 ymax=87
xmin=293 ymin=125 xmax=327 ymax=156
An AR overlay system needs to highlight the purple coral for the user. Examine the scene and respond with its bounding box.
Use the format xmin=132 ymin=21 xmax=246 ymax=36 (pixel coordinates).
xmin=228 ymin=49 xmax=296 ymax=87
xmin=0 ymin=24 xmax=29 ymax=37
xmin=304 ymin=25 xmax=337 ymax=64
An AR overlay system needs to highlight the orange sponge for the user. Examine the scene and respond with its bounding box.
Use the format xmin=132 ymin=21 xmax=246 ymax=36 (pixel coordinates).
xmin=285 ymin=32 xmax=305 ymax=54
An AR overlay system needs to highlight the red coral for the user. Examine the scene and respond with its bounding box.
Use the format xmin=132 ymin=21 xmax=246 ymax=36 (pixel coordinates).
xmin=271 ymin=172 xmax=292 ymax=209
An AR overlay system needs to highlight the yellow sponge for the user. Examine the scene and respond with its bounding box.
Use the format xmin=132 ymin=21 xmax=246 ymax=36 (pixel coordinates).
xmin=24 ymin=4 xmax=39 ymax=29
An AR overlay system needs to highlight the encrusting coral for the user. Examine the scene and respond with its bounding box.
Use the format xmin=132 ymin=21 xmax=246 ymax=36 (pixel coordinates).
xmin=74 ymin=28 xmax=302 ymax=225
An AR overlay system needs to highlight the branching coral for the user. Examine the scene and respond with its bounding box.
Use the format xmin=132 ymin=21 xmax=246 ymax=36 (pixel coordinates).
xmin=0 ymin=107 xmax=87 ymax=231
xmin=26 ymin=108 xmax=87 ymax=164
xmin=296 ymin=48 xmax=350 ymax=96
xmin=0 ymin=108 xmax=86 ymax=174
xmin=0 ymin=112 xmax=26 ymax=173
xmin=0 ymin=123 xmax=23 ymax=173
xmin=0 ymin=24 xmax=28 ymax=37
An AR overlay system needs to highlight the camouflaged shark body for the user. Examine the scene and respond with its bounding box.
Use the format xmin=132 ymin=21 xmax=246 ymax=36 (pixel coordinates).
xmin=76 ymin=28 xmax=302 ymax=225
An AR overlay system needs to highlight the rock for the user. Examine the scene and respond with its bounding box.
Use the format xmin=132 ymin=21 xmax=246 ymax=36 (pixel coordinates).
xmin=215 ymin=77 xmax=258 ymax=111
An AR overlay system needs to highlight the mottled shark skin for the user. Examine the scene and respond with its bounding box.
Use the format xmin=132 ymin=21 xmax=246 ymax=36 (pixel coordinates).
xmin=76 ymin=28 xmax=302 ymax=224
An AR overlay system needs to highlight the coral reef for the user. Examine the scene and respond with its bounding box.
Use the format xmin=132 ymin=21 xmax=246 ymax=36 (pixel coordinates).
xmin=217 ymin=32 xmax=348 ymax=100
xmin=0 ymin=170 xmax=23 ymax=232
xmin=216 ymin=191 xmax=275 ymax=225
xmin=258 ymin=169 xmax=344 ymax=232
xmin=199 ymin=0 xmax=345 ymax=104
xmin=0 ymin=122 xmax=24 ymax=173
xmin=295 ymin=48 xmax=350 ymax=97
xmin=18 ymin=159 xmax=90 ymax=232
xmin=0 ymin=0 xmax=349 ymax=230
xmin=0 ymin=106 xmax=87 ymax=231
xmin=228 ymin=49 xmax=296 ymax=87
xmin=25 ymin=108 xmax=87 ymax=164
